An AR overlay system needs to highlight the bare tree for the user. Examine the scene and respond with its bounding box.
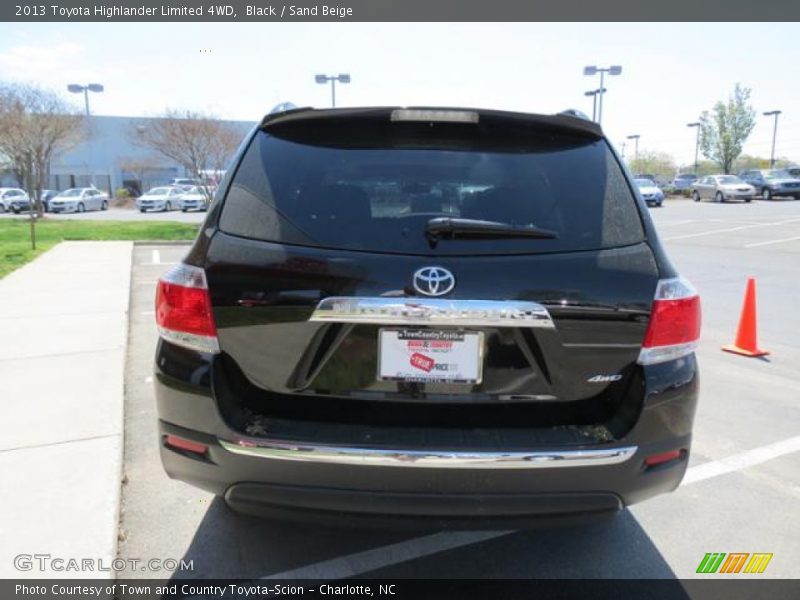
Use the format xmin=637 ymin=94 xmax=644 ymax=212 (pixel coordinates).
xmin=117 ymin=157 xmax=161 ymax=195
xmin=134 ymin=109 xmax=241 ymax=202
xmin=0 ymin=83 xmax=84 ymax=216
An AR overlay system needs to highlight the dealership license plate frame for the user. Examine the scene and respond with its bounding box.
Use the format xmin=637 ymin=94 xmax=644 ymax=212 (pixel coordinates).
xmin=377 ymin=328 xmax=484 ymax=384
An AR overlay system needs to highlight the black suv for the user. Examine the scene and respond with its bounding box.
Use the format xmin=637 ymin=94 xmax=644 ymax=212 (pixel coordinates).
xmin=154 ymin=107 xmax=701 ymax=528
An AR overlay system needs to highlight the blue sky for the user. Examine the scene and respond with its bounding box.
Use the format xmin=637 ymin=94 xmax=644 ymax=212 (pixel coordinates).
xmin=1 ymin=22 xmax=798 ymax=166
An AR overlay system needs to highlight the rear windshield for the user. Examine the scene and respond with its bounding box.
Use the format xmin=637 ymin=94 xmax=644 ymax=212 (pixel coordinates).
xmin=219 ymin=123 xmax=644 ymax=255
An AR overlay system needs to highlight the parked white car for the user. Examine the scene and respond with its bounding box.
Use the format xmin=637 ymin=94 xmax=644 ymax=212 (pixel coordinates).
xmin=49 ymin=188 xmax=109 ymax=213
xmin=0 ymin=188 xmax=31 ymax=213
xmin=136 ymin=186 xmax=184 ymax=212
xmin=178 ymin=186 xmax=210 ymax=212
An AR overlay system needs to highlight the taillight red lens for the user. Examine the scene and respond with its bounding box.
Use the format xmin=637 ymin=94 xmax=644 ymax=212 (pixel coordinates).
xmin=638 ymin=277 xmax=701 ymax=365
xmin=156 ymin=280 xmax=217 ymax=337
xmin=642 ymin=296 xmax=701 ymax=348
xmin=155 ymin=264 xmax=219 ymax=353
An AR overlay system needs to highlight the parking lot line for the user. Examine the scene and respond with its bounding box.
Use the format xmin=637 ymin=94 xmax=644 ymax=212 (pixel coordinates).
xmin=681 ymin=435 xmax=800 ymax=485
xmin=151 ymin=249 xmax=161 ymax=265
xmin=260 ymin=530 xmax=512 ymax=581
xmin=663 ymin=217 xmax=800 ymax=241
xmin=744 ymin=235 xmax=800 ymax=248
xmin=254 ymin=435 xmax=800 ymax=581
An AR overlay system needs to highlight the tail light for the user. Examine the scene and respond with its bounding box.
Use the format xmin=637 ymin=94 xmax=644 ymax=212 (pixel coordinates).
xmin=638 ymin=276 xmax=701 ymax=365
xmin=155 ymin=263 xmax=219 ymax=353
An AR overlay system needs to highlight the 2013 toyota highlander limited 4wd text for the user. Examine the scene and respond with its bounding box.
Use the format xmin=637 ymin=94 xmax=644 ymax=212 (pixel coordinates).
xmin=154 ymin=106 xmax=701 ymax=527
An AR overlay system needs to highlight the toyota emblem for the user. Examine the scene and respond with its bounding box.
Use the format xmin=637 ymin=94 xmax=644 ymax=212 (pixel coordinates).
xmin=412 ymin=266 xmax=455 ymax=297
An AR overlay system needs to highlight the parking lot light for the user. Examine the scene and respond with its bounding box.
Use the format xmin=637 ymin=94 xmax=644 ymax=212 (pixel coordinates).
xmin=314 ymin=73 xmax=351 ymax=108
xmin=67 ymin=83 xmax=104 ymax=117
xmin=583 ymin=65 xmax=622 ymax=125
xmin=763 ymin=110 xmax=782 ymax=167
xmin=627 ymin=134 xmax=641 ymax=163
xmin=687 ymin=122 xmax=701 ymax=174
xmin=584 ymin=88 xmax=606 ymax=122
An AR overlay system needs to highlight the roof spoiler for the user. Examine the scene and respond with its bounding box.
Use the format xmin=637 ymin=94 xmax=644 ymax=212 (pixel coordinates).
xmin=259 ymin=106 xmax=603 ymax=137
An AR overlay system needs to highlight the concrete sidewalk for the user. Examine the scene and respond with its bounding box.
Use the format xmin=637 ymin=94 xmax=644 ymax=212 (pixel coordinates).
xmin=0 ymin=242 xmax=133 ymax=578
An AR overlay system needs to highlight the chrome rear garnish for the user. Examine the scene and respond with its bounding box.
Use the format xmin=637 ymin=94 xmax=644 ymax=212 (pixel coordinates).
xmin=309 ymin=297 xmax=555 ymax=328
xmin=219 ymin=438 xmax=637 ymax=468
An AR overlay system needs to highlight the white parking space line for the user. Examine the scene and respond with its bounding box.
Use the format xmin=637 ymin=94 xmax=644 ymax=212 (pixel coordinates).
xmin=151 ymin=249 xmax=161 ymax=265
xmin=260 ymin=531 xmax=512 ymax=581
xmin=663 ymin=217 xmax=800 ymax=241
xmin=744 ymin=235 xmax=800 ymax=248
xmin=256 ymin=435 xmax=800 ymax=581
xmin=681 ymin=435 xmax=800 ymax=486
xmin=655 ymin=219 xmax=698 ymax=227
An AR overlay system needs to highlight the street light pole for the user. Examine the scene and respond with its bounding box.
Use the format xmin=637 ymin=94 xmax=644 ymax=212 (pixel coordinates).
xmin=315 ymin=73 xmax=351 ymax=108
xmin=583 ymin=65 xmax=622 ymax=126
xmin=627 ymin=134 xmax=641 ymax=163
xmin=67 ymin=83 xmax=104 ymax=188
xmin=763 ymin=110 xmax=782 ymax=167
xmin=584 ymin=88 xmax=606 ymax=122
xmin=687 ymin=122 xmax=701 ymax=173
xmin=67 ymin=83 xmax=104 ymax=117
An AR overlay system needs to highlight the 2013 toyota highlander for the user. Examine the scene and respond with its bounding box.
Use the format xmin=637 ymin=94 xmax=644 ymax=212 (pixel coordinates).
xmin=154 ymin=106 xmax=701 ymax=528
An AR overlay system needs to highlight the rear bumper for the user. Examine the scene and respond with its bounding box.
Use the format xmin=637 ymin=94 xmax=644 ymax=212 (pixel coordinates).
xmin=224 ymin=482 xmax=622 ymax=529
xmin=156 ymin=342 xmax=698 ymax=527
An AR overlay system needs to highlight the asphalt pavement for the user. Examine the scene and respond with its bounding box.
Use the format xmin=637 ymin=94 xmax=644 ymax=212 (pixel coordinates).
xmin=117 ymin=198 xmax=800 ymax=580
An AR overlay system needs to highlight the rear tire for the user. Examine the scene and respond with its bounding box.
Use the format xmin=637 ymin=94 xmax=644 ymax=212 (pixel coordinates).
xmin=77 ymin=202 xmax=85 ymax=213
xmin=140 ymin=208 xmax=146 ymax=213
xmin=165 ymin=201 xmax=172 ymax=212
xmin=745 ymin=198 xmax=752 ymax=203
xmin=762 ymin=188 xmax=772 ymax=200
xmin=693 ymin=191 xmax=700 ymax=202
xmin=101 ymin=200 xmax=108 ymax=211
xmin=716 ymin=192 xmax=724 ymax=203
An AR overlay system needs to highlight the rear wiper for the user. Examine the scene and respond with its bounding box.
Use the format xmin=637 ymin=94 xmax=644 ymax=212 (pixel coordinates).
xmin=425 ymin=217 xmax=558 ymax=246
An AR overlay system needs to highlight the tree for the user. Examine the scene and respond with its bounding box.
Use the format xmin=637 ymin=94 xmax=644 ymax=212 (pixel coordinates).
xmin=699 ymin=84 xmax=756 ymax=174
xmin=118 ymin=157 xmax=162 ymax=195
xmin=629 ymin=150 xmax=676 ymax=179
xmin=133 ymin=110 xmax=241 ymax=202
xmin=0 ymin=83 xmax=83 ymax=216
xmin=733 ymin=154 xmax=794 ymax=172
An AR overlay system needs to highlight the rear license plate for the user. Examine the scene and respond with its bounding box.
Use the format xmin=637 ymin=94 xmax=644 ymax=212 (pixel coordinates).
xmin=378 ymin=329 xmax=483 ymax=384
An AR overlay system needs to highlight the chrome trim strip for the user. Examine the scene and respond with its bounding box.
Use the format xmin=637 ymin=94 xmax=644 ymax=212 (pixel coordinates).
xmin=219 ymin=438 xmax=637 ymax=469
xmin=309 ymin=297 xmax=555 ymax=328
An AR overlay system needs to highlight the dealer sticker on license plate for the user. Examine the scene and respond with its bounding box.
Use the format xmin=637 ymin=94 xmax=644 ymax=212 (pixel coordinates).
xmin=378 ymin=329 xmax=483 ymax=384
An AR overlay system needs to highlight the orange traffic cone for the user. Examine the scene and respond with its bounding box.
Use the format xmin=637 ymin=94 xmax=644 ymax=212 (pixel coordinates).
xmin=722 ymin=277 xmax=769 ymax=357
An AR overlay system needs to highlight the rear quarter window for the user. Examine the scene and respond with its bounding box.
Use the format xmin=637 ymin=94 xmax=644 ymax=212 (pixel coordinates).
xmin=218 ymin=122 xmax=645 ymax=256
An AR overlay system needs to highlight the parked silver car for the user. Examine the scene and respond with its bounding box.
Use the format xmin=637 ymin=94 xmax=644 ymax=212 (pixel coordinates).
xmin=0 ymin=188 xmax=30 ymax=213
xmin=136 ymin=186 xmax=184 ymax=212
xmin=49 ymin=188 xmax=109 ymax=213
xmin=692 ymin=175 xmax=755 ymax=203
xmin=177 ymin=186 xmax=210 ymax=212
